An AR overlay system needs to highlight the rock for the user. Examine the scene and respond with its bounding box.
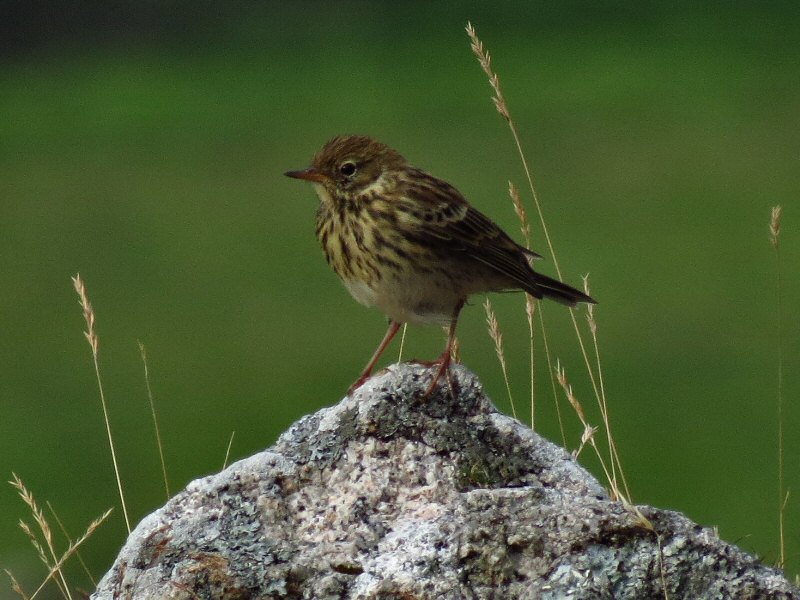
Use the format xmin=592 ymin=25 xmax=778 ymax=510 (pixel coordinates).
xmin=92 ymin=363 xmax=799 ymax=599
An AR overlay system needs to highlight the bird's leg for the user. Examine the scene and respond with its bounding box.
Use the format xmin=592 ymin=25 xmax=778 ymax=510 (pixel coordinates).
xmin=423 ymin=301 xmax=464 ymax=399
xmin=347 ymin=320 xmax=402 ymax=396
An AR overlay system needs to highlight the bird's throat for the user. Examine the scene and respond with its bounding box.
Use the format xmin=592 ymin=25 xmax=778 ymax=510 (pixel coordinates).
xmin=312 ymin=183 xmax=336 ymax=208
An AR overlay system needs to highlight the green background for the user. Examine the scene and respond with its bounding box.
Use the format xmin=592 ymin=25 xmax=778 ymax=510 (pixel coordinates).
xmin=2 ymin=1 xmax=799 ymax=593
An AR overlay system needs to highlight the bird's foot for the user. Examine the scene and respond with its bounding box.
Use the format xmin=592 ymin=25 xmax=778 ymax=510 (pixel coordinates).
xmin=346 ymin=369 xmax=373 ymax=397
xmin=421 ymin=352 xmax=457 ymax=400
xmin=347 ymin=355 xmax=458 ymax=400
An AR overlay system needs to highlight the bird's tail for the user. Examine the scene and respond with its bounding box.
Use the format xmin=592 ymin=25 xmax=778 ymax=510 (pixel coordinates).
xmin=531 ymin=272 xmax=596 ymax=306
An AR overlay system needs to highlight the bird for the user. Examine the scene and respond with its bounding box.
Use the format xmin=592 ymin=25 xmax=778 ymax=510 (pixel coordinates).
xmin=285 ymin=134 xmax=595 ymax=396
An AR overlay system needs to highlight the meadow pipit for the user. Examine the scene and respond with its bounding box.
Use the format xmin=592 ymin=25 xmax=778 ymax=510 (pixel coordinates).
xmin=286 ymin=135 xmax=594 ymax=396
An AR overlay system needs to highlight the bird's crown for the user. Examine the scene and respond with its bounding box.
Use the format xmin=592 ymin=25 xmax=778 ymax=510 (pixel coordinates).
xmin=309 ymin=135 xmax=407 ymax=194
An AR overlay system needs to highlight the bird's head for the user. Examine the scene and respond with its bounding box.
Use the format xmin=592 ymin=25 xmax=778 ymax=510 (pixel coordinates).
xmin=285 ymin=135 xmax=407 ymax=201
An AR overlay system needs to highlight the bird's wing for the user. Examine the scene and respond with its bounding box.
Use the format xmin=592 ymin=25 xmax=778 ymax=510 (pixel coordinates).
xmin=436 ymin=205 xmax=544 ymax=288
xmin=399 ymin=173 xmax=543 ymax=290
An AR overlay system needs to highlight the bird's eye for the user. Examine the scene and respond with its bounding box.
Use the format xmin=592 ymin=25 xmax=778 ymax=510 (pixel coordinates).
xmin=339 ymin=161 xmax=357 ymax=177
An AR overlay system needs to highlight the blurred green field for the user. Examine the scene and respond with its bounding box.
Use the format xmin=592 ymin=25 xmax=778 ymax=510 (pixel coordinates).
xmin=2 ymin=1 xmax=799 ymax=593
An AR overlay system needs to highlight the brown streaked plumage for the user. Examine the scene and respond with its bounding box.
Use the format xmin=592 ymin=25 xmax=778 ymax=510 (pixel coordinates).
xmin=285 ymin=134 xmax=595 ymax=396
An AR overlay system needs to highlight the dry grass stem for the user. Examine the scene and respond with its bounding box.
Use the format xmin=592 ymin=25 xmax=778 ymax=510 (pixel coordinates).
xmin=770 ymin=205 xmax=782 ymax=249
xmin=466 ymin=22 xmax=602 ymax=395
xmin=466 ymin=23 xmax=560 ymax=285
xmin=450 ymin=335 xmax=461 ymax=363
xmin=657 ymin=534 xmax=671 ymax=600
xmin=525 ymin=294 xmax=537 ymax=428
xmin=509 ymin=179 xmax=536 ymax=427
xmin=536 ymin=306 xmax=567 ymax=446
xmin=555 ymin=363 xmax=650 ymax=534
xmin=509 ymin=181 xmax=531 ymax=247
xmin=466 ymin=23 xmax=632 ymax=510
xmin=72 ymin=274 xmax=131 ymax=533
xmin=46 ymin=502 xmax=96 ymax=588
xmin=17 ymin=521 xmax=50 ymax=580
xmin=6 ymin=569 xmax=30 ymax=600
xmin=397 ymin=323 xmax=408 ymax=363
xmin=466 ymin=22 xmax=510 ymax=121
xmin=10 ymin=475 xmax=71 ymax=599
xmin=555 ymin=362 xmax=587 ymax=424
xmin=584 ymin=275 xmax=597 ymax=337
xmin=10 ymin=475 xmax=50 ymax=548
xmin=769 ymin=206 xmax=786 ymax=568
xmin=484 ymin=298 xmax=517 ymax=419
xmin=28 ymin=508 xmax=113 ymax=600
xmin=72 ymin=275 xmax=98 ymax=356
xmin=780 ymin=489 xmax=790 ymax=568
xmin=554 ymin=363 xmax=609 ymax=481
xmin=575 ymin=424 xmax=598 ymax=459
xmin=555 ymin=364 xmax=622 ymax=503
xmin=139 ymin=341 xmax=170 ymax=499
xmin=223 ymin=431 xmax=236 ymax=470
xmin=583 ymin=276 xmax=632 ymax=502
xmin=9 ymin=473 xmax=72 ymax=598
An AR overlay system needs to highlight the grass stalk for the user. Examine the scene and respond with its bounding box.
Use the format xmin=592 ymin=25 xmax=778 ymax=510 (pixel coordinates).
xmin=450 ymin=334 xmax=461 ymax=363
xmin=46 ymin=502 xmax=96 ymax=588
xmin=509 ymin=181 xmax=538 ymax=428
xmin=397 ymin=323 xmax=408 ymax=362
xmin=466 ymin=22 xmax=629 ymax=504
xmin=525 ymin=294 xmax=536 ymax=429
xmin=584 ymin=276 xmax=632 ymax=501
xmin=5 ymin=569 xmax=30 ymax=600
xmin=223 ymin=431 xmax=236 ymax=470
xmin=7 ymin=476 xmax=111 ymax=599
xmin=72 ymin=274 xmax=131 ymax=533
xmin=657 ymin=534 xmax=671 ymax=600
xmin=536 ymin=305 xmax=567 ymax=446
xmin=9 ymin=474 xmax=71 ymax=599
xmin=27 ymin=509 xmax=112 ymax=600
xmin=484 ymin=298 xmax=517 ymax=419
xmin=138 ymin=341 xmax=170 ymax=499
xmin=769 ymin=205 xmax=786 ymax=568
xmin=554 ymin=366 xmax=651 ymax=528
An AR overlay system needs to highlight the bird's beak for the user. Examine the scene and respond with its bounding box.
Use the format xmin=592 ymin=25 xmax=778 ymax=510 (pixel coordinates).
xmin=284 ymin=167 xmax=328 ymax=184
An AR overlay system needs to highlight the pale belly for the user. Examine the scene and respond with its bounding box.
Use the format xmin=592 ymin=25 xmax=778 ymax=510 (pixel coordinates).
xmin=341 ymin=272 xmax=463 ymax=326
